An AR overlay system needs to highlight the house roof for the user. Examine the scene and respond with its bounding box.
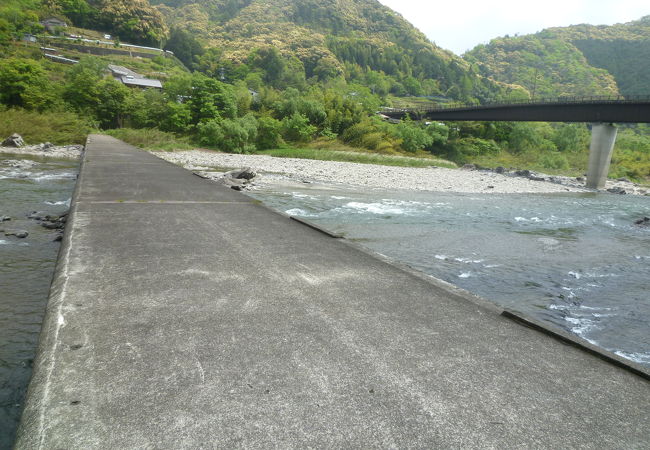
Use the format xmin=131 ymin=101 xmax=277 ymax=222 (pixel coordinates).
xmin=120 ymin=76 xmax=163 ymax=89
xmin=107 ymin=65 xmax=162 ymax=89
xmin=40 ymin=17 xmax=67 ymax=25
xmin=108 ymin=64 xmax=138 ymax=77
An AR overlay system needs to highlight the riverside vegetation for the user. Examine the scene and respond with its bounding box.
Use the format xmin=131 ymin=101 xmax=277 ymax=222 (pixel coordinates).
xmin=1 ymin=0 xmax=649 ymax=181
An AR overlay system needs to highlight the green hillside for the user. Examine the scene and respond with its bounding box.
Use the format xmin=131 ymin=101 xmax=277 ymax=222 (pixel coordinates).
xmin=2 ymin=0 xmax=650 ymax=181
xmin=464 ymin=16 xmax=650 ymax=98
xmin=152 ymin=0 xmax=517 ymax=102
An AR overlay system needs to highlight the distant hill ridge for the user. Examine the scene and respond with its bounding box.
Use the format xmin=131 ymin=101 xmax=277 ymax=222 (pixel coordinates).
xmin=464 ymin=16 xmax=650 ymax=98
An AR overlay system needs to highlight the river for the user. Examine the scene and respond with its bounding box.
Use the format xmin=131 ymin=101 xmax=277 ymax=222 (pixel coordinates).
xmin=248 ymin=184 xmax=650 ymax=367
xmin=0 ymin=155 xmax=78 ymax=449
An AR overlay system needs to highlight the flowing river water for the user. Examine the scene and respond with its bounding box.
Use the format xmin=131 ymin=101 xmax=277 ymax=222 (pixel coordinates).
xmin=247 ymin=183 xmax=650 ymax=367
xmin=1 ymin=156 xmax=649 ymax=447
xmin=0 ymin=155 xmax=78 ymax=449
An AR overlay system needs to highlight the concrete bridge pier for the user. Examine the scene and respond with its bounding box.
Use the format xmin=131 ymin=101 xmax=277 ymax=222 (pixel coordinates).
xmin=586 ymin=123 xmax=618 ymax=189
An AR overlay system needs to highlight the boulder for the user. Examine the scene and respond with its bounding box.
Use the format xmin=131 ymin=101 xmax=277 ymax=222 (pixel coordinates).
xmin=41 ymin=221 xmax=64 ymax=230
xmin=0 ymin=216 xmax=10 ymax=222
xmin=224 ymin=167 xmax=257 ymax=180
xmin=634 ymin=217 xmax=650 ymax=226
xmin=515 ymin=170 xmax=531 ymax=177
xmin=461 ymin=164 xmax=476 ymax=171
xmin=607 ymin=187 xmax=626 ymax=195
xmin=27 ymin=211 xmax=44 ymax=220
xmin=2 ymin=133 xmax=25 ymax=148
xmin=495 ymin=166 xmax=505 ymax=174
xmin=45 ymin=214 xmax=67 ymax=223
xmin=5 ymin=230 xmax=28 ymax=238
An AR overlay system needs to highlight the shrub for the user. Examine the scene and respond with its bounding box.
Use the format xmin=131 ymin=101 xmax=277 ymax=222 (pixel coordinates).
xmin=198 ymin=115 xmax=258 ymax=153
xmin=256 ymin=116 xmax=283 ymax=150
xmin=447 ymin=137 xmax=501 ymax=163
xmin=105 ymin=128 xmax=192 ymax=151
xmin=0 ymin=108 xmax=95 ymax=144
xmin=552 ymin=124 xmax=590 ymax=152
xmin=539 ymin=152 xmax=570 ymax=170
xmin=394 ymin=121 xmax=433 ymax=152
xmin=0 ymin=58 xmax=59 ymax=111
xmin=281 ymin=113 xmax=316 ymax=143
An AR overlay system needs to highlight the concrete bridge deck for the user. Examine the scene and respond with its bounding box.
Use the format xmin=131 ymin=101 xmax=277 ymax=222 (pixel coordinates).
xmin=17 ymin=135 xmax=649 ymax=448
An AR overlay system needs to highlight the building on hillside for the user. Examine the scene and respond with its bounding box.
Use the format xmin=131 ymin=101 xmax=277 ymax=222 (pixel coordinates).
xmin=108 ymin=64 xmax=163 ymax=90
xmin=121 ymin=75 xmax=163 ymax=89
xmin=40 ymin=17 xmax=68 ymax=34
xmin=108 ymin=65 xmax=139 ymax=78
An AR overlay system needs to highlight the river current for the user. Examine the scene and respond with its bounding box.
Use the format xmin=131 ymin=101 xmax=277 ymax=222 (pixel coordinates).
xmin=248 ymin=183 xmax=650 ymax=367
xmin=1 ymin=157 xmax=648 ymax=447
xmin=0 ymin=155 xmax=77 ymax=449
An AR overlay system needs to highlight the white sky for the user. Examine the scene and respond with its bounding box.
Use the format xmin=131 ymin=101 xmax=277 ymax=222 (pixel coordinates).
xmin=377 ymin=0 xmax=649 ymax=55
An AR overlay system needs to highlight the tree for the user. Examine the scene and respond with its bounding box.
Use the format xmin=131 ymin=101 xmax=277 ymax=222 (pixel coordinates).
xmin=94 ymin=78 xmax=130 ymax=128
xmin=165 ymin=28 xmax=205 ymax=70
xmin=198 ymin=115 xmax=258 ymax=153
xmin=281 ymin=113 xmax=316 ymax=142
xmin=187 ymin=74 xmax=237 ymax=125
xmin=395 ymin=118 xmax=433 ymax=152
xmin=248 ymin=47 xmax=285 ymax=86
xmin=256 ymin=116 xmax=283 ymax=149
xmin=95 ymin=0 xmax=168 ymax=46
xmin=424 ymin=122 xmax=449 ymax=150
xmin=553 ymin=123 xmax=590 ymax=152
xmin=0 ymin=58 xmax=57 ymax=111
xmin=509 ymin=123 xmax=557 ymax=153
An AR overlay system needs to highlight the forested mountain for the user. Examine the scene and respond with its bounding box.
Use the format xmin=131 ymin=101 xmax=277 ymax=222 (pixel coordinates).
xmin=2 ymin=0 xmax=650 ymax=180
xmin=464 ymin=16 xmax=650 ymax=98
xmin=152 ymin=0 xmax=513 ymax=101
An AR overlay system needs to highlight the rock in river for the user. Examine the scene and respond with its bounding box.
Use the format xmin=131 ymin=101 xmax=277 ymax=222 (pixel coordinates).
xmin=634 ymin=217 xmax=650 ymax=226
xmin=2 ymin=133 xmax=25 ymax=148
xmin=5 ymin=230 xmax=28 ymax=238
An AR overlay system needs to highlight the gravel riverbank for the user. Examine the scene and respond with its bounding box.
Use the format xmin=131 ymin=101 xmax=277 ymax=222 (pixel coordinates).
xmin=154 ymin=150 xmax=649 ymax=195
xmin=0 ymin=144 xmax=83 ymax=160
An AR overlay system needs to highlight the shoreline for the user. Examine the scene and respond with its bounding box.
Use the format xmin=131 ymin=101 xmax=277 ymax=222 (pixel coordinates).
xmin=3 ymin=144 xmax=647 ymax=196
xmin=154 ymin=150 xmax=650 ymax=196
xmin=0 ymin=144 xmax=83 ymax=160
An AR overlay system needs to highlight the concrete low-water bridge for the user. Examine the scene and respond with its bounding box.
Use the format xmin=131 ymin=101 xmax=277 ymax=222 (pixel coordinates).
xmin=16 ymin=135 xmax=650 ymax=447
xmin=381 ymin=96 xmax=650 ymax=189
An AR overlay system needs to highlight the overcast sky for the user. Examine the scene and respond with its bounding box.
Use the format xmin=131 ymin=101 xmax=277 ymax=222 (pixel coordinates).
xmin=377 ymin=0 xmax=649 ymax=55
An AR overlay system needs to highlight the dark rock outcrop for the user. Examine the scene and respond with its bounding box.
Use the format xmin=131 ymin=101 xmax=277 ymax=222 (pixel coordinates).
xmin=2 ymin=133 xmax=25 ymax=147
xmin=216 ymin=167 xmax=258 ymax=191
xmin=634 ymin=217 xmax=650 ymax=226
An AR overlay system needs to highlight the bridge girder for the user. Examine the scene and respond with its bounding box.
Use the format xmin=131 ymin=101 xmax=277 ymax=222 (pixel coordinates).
xmin=384 ymin=101 xmax=650 ymax=123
